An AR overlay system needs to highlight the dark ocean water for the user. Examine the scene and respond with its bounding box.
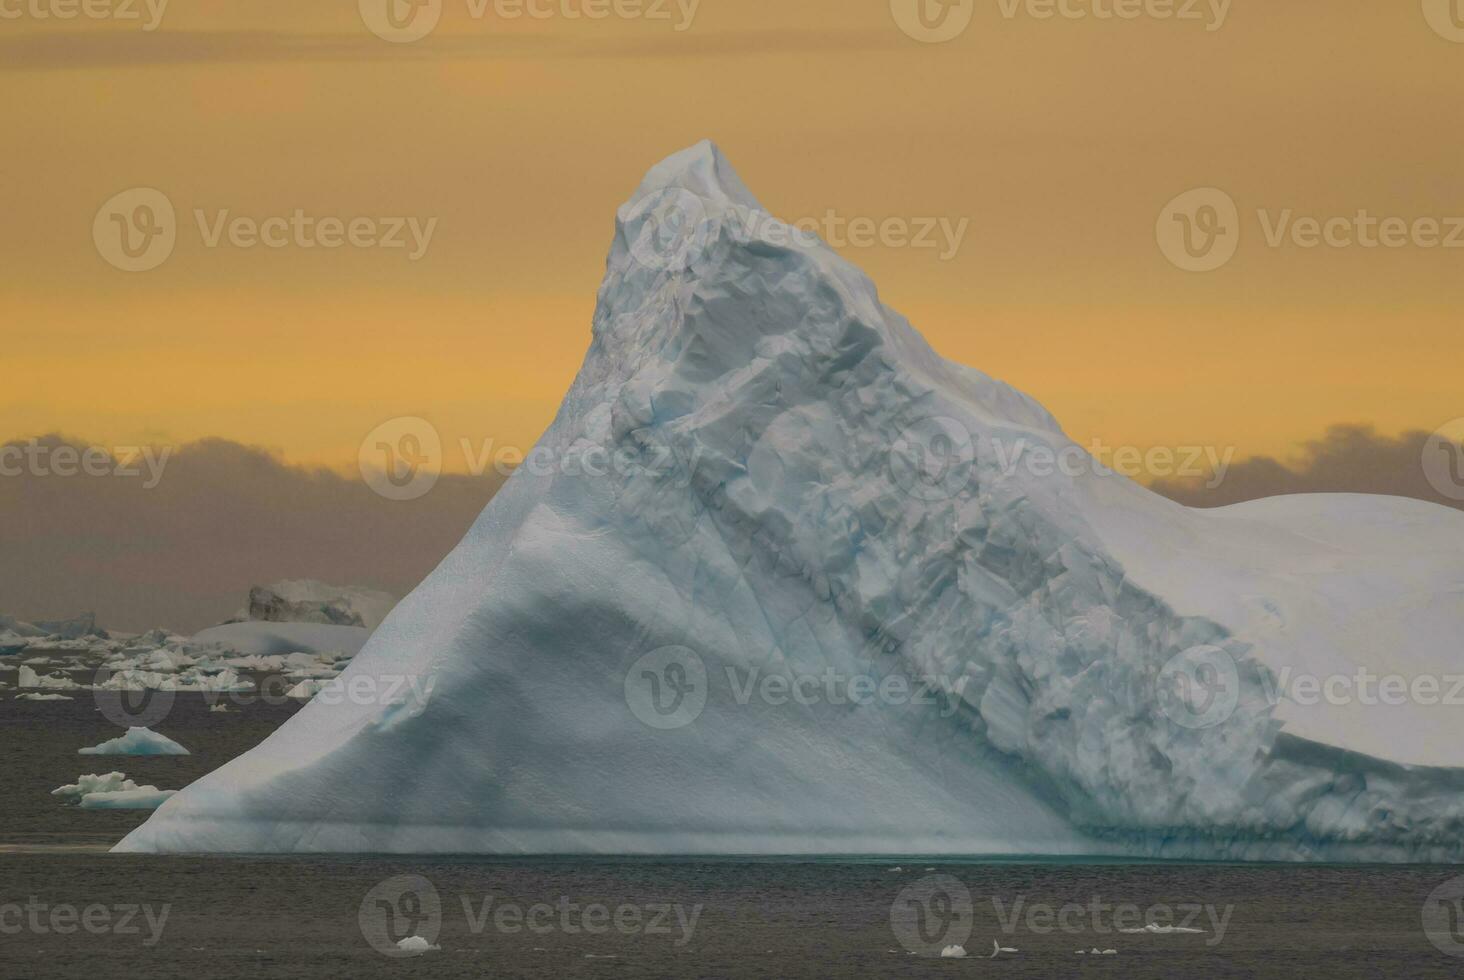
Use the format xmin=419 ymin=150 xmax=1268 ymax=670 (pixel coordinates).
xmin=4 ymin=681 xmax=1464 ymax=978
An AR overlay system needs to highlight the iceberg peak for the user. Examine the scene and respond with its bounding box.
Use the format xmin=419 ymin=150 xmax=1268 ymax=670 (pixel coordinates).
xmin=625 ymin=139 xmax=763 ymax=213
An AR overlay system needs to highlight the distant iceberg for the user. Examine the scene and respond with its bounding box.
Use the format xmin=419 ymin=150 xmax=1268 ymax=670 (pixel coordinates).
xmin=81 ymin=727 xmax=190 ymax=756
xmin=53 ymin=772 xmax=176 ymax=809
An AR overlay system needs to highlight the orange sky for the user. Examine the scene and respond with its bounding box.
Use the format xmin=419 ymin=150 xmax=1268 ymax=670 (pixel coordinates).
xmin=3 ymin=0 xmax=1461 ymax=472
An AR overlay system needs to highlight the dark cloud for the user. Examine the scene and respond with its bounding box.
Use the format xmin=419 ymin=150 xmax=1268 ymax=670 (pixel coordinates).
xmin=0 ymin=435 xmax=502 ymax=634
xmin=1150 ymin=424 xmax=1464 ymax=513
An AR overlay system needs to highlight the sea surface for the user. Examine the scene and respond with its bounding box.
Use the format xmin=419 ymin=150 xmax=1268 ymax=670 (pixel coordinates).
xmin=4 ymin=674 xmax=1464 ymax=979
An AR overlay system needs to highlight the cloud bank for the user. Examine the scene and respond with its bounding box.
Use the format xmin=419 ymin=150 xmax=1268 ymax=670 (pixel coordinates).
xmin=4 ymin=425 xmax=1459 ymax=634
xmin=1150 ymin=424 xmax=1464 ymax=513
xmin=1 ymin=435 xmax=502 ymax=633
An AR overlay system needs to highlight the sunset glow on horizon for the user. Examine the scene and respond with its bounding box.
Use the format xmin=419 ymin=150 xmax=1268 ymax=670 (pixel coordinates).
xmin=4 ymin=0 xmax=1462 ymax=474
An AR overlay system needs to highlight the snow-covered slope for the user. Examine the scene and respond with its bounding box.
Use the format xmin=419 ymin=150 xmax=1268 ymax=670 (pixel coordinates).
xmin=118 ymin=143 xmax=1464 ymax=860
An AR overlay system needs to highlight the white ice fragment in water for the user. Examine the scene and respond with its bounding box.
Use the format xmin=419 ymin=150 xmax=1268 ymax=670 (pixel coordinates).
xmin=79 ymin=727 xmax=190 ymax=756
xmin=1119 ymin=923 xmax=1203 ymax=935
xmin=395 ymin=936 xmax=439 ymax=955
xmin=80 ymin=787 xmax=177 ymax=809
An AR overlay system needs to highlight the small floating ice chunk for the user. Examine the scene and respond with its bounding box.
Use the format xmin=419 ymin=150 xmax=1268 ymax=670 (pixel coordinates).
xmin=286 ymin=678 xmax=331 ymax=700
xmin=79 ymin=727 xmax=190 ymax=756
xmin=940 ymin=945 xmax=967 ymax=958
xmin=53 ymin=772 xmax=175 ymax=808
xmin=989 ymin=940 xmax=1018 ymax=956
xmin=18 ymin=666 xmax=82 ymax=690
xmin=18 ymin=692 xmax=73 ymax=701
xmin=80 ymin=787 xmax=177 ymax=810
xmin=53 ymin=773 xmax=140 ymax=800
xmin=1119 ymin=923 xmax=1203 ymax=935
xmin=395 ymin=936 xmax=439 ymax=955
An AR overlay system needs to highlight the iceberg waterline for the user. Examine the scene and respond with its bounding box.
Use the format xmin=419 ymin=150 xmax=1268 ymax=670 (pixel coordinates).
xmin=118 ymin=142 xmax=1464 ymax=859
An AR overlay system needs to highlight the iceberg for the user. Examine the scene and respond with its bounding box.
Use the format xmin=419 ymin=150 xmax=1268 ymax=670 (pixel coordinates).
xmin=18 ymin=665 xmax=83 ymax=691
xmin=80 ymin=727 xmax=190 ymax=756
xmin=53 ymin=772 xmax=143 ymax=801
xmin=190 ymin=622 xmax=369 ymax=660
xmin=230 ymin=580 xmax=397 ymax=631
xmin=118 ymin=143 xmax=1464 ymax=860
xmin=53 ymin=772 xmax=177 ymax=809
xmin=79 ymin=787 xmax=178 ymax=810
